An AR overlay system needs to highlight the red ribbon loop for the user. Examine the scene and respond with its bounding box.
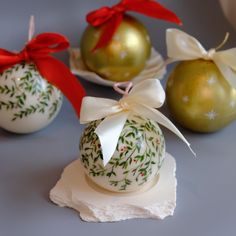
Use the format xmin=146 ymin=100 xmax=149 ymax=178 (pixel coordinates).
xmin=0 ymin=33 xmax=85 ymax=117
xmin=113 ymin=3 xmax=126 ymax=13
xmin=87 ymin=0 xmax=182 ymax=51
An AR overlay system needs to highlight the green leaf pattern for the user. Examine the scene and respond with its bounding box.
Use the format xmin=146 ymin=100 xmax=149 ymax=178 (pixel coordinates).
xmin=0 ymin=63 xmax=62 ymax=121
xmin=80 ymin=115 xmax=165 ymax=192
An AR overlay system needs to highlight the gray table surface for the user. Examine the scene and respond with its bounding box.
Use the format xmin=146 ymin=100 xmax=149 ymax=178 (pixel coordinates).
xmin=1 ymin=0 xmax=236 ymax=236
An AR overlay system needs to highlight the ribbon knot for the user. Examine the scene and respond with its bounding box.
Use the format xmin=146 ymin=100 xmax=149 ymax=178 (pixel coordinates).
xmin=118 ymin=99 xmax=130 ymax=110
xmin=166 ymin=28 xmax=236 ymax=88
xmin=80 ymin=79 xmax=195 ymax=166
xmin=87 ymin=0 xmax=182 ymax=51
xmin=0 ymin=33 xmax=85 ymax=116
xmin=19 ymin=49 xmax=31 ymax=62
xmin=203 ymin=49 xmax=216 ymax=60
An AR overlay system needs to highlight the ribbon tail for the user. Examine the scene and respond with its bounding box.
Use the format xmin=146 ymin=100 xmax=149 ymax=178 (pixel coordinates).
xmin=0 ymin=64 xmax=17 ymax=74
xmin=126 ymin=1 xmax=182 ymax=25
xmin=0 ymin=49 xmax=22 ymax=73
xmin=93 ymin=13 xmax=123 ymax=51
xmin=132 ymin=104 xmax=196 ymax=156
xmin=34 ymin=57 xmax=86 ymax=117
xmin=95 ymin=112 xmax=130 ymax=166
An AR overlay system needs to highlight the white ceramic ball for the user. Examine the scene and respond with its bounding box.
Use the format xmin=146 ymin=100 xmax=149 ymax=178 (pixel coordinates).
xmin=80 ymin=115 xmax=165 ymax=192
xmin=0 ymin=63 xmax=63 ymax=133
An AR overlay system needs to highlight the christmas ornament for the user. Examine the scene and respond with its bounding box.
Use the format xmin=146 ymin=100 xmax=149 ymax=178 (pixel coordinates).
xmin=81 ymin=15 xmax=151 ymax=82
xmin=166 ymin=29 xmax=236 ymax=133
xmin=79 ymin=79 xmax=194 ymax=192
xmin=80 ymin=114 xmax=165 ymax=192
xmin=0 ymin=17 xmax=85 ymax=133
xmin=80 ymin=0 xmax=181 ymax=82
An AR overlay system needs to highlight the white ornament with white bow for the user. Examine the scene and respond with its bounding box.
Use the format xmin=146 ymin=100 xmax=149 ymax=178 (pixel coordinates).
xmin=79 ymin=79 xmax=194 ymax=192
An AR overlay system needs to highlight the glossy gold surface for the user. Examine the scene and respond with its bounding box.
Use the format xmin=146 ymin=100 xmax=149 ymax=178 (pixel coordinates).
xmin=80 ymin=14 xmax=151 ymax=82
xmin=166 ymin=59 xmax=236 ymax=133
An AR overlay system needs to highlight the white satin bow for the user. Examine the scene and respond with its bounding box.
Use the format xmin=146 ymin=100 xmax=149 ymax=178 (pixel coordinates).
xmin=80 ymin=79 xmax=195 ymax=166
xmin=166 ymin=28 xmax=236 ymax=88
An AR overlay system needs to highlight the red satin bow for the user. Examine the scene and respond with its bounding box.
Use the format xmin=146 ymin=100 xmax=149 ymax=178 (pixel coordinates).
xmin=87 ymin=0 xmax=182 ymax=51
xmin=0 ymin=33 xmax=85 ymax=117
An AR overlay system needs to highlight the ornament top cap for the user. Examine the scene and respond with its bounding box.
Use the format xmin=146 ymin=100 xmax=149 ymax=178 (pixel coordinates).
xmin=86 ymin=0 xmax=182 ymax=51
xmin=166 ymin=28 xmax=236 ymax=89
xmin=80 ymin=79 xmax=195 ymax=166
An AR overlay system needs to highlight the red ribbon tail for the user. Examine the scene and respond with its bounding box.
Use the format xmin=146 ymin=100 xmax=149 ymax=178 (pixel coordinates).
xmin=126 ymin=1 xmax=182 ymax=25
xmin=0 ymin=64 xmax=16 ymax=73
xmin=0 ymin=49 xmax=23 ymax=73
xmin=92 ymin=13 xmax=123 ymax=51
xmin=34 ymin=57 xmax=86 ymax=117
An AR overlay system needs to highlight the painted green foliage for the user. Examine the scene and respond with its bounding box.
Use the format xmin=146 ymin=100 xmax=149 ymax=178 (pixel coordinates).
xmin=80 ymin=115 xmax=165 ymax=191
xmin=0 ymin=63 xmax=62 ymax=121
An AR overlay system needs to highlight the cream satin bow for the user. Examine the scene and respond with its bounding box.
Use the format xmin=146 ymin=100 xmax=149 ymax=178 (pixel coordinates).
xmin=80 ymin=79 xmax=195 ymax=166
xmin=166 ymin=28 xmax=236 ymax=88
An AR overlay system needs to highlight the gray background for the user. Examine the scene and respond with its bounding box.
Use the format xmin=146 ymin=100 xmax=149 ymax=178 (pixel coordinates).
xmin=0 ymin=0 xmax=236 ymax=236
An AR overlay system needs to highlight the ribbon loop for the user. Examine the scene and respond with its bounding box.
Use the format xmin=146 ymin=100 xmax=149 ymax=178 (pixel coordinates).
xmin=166 ymin=28 xmax=236 ymax=88
xmin=80 ymin=79 xmax=195 ymax=166
xmin=87 ymin=7 xmax=114 ymax=26
xmin=113 ymin=81 xmax=133 ymax=96
xmin=87 ymin=0 xmax=182 ymax=51
xmin=27 ymin=33 xmax=69 ymax=55
xmin=113 ymin=3 xmax=126 ymax=13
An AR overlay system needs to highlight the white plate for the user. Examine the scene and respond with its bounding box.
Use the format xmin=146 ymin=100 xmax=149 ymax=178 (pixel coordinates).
xmin=50 ymin=152 xmax=176 ymax=222
xmin=69 ymin=47 xmax=166 ymax=87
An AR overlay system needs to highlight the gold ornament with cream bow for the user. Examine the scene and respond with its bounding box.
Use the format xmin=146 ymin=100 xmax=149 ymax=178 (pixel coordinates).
xmin=79 ymin=79 xmax=194 ymax=192
xmin=166 ymin=29 xmax=236 ymax=133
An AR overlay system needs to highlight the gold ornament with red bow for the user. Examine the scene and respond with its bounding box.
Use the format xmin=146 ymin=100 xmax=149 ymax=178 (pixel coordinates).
xmin=80 ymin=0 xmax=181 ymax=82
